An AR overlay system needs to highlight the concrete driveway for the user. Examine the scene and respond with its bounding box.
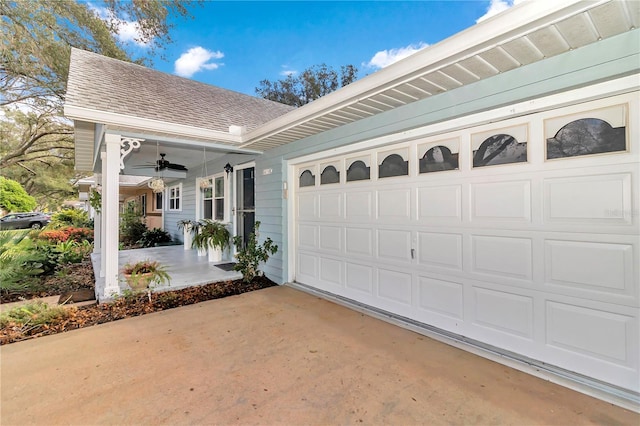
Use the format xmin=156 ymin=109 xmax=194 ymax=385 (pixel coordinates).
xmin=1 ymin=286 xmax=636 ymax=425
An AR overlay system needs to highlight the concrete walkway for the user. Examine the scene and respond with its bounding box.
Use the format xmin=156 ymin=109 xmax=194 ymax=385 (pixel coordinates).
xmin=1 ymin=286 xmax=636 ymax=425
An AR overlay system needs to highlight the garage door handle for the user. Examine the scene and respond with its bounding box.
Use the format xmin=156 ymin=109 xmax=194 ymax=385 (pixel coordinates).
xmin=411 ymin=249 xmax=415 ymax=259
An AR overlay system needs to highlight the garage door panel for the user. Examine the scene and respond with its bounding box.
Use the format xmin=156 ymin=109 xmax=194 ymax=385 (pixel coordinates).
xmin=377 ymin=268 xmax=412 ymax=307
xmin=319 ymin=226 xmax=342 ymax=252
xmin=345 ymin=227 xmax=374 ymax=257
xmin=297 ymin=194 xmax=316 ymax=219
xmin=345 ymin=262 xmax=374 ymax=295
xmin=297 ymin=224 xmax=317 ymax=249
xmin=319 ymin=257 xmax=343 ymax=287
xmin=417 ymin=185 xmax=462 ymax=221
xmin=545 ymin=240 xmax=634 ymax=296
xmin=297 ymin=252 xmax=318 ymax=282
xmin=473 ymin=287 xmax=534 ymax=339
xmin=471 ymin=180 xmax=531 ymax=222
xmin=319 ymin=193 xmax=343 ymax=219
xmin=378 ymin=189 xmax=411 ymax=220
xmin=418 ymin=232 xmax=463 ymax=270
xmin=346 ymin=191 xmax=373 ymax=221
xmin=546 ymin=301 xmax=634 ymax=365
xmin=544 ymin=173 xmax=632 ymax=225
xmin=417 ymin=276 xmax=464 ymax=320
xmin=472 ymin=235 xmax=533 ymax=281
xmin=378 ymin=229 xmax=412 ymax=263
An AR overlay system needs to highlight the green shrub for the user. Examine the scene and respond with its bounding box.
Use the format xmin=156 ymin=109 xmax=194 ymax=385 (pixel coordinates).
xmin=50 ymin=208 xmax=91 ymax=228
xmin=120 ymin=202 xmax=147 ymax=246
xmin=232 ymin=221 xmax=278 ymax=283
xmin=138 ymin=228 xmax=172 ymax=247
xmin=0 ymin=301 xmax=71 ymax=329
xmin=0 ymin=231 xmax=45 ymax=295
xmin=55 ymin=240 xmax=93 ymax=264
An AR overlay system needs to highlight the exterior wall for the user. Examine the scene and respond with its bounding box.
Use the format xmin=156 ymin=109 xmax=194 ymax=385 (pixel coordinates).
xmin=175 ymin=29 xmax=638 ymax=285
xmin=255 ymin=29 xmax=639 ymax=284
xmin=122 ymin=187 xmax=163 ymax=229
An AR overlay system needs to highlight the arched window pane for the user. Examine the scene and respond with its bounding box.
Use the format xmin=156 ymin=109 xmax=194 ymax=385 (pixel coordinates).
xmin=320 ymin=166 xmax=340 ymax=184
xmin=547 ymin=118 xmax=626 ymax=159
xmin=419 ymin=146 xmax=458 ymax=173
xmin=379 ymin=154 xmax=408 ymax=178
xmin=299 ymin=170 xmax=315 ymax=187
xmin=473 ymin=134 xmax=526 ymax=168
xmin=346 ymin=161 xmax=370 ymax=182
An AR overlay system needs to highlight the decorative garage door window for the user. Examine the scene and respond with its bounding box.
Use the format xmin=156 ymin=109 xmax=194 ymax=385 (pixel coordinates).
xmin=320 ymin=163 xmax=340 ymax=185
xmin=545 ymin=104 xmax=627 ymax=159
xmin=472 ymin=124 xmax=528 ymax=168
xmin=378 ymin=149 xmax=409 ymax=178
xmin=346 ymin=157 xmax=370 ymax=182
xmin=419 ymin=138 xmax=459 ymax=173
xmin=299 ymin=169 xmax=315 ymax=187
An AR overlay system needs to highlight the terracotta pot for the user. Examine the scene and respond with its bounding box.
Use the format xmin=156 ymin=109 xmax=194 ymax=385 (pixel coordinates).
xmin=124 ymin=272 xmax=152 ymax=291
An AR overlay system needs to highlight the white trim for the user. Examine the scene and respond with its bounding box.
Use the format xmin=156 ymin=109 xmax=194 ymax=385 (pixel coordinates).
xmin=232 ymin=161 xmax=256 ymax=244
xmin=64 ymin=105 xmax=242 ymax=144
xmin=286 ymin=75 xmax=639 ymax=167
xmin=167 ymin=183 xmax=183 ymax=212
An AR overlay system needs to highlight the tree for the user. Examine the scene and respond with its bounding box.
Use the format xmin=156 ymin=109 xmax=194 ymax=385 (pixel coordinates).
xmin=0 ymin=0 xmax=197 ymax=208
xmin=0 ymin=176 xmax=36 ymax=213
xmin=256 ymin=64 xmax=358 ymax=107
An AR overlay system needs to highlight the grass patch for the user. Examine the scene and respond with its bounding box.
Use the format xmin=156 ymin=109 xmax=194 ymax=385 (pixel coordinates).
xmin=0 ymin=301 xmax=73 ymax=329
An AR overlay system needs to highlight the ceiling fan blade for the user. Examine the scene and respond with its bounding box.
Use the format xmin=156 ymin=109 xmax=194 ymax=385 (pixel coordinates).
xmin=167 ymin=163 xmax=188 ymax=171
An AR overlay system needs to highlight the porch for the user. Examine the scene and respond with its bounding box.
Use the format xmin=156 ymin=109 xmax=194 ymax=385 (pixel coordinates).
xmin=91 ymin=245 xmax=241 ymax=301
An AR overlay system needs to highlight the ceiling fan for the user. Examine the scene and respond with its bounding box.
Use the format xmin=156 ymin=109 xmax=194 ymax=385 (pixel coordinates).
xmin=133 ymin=153 xmax=188 ymax=172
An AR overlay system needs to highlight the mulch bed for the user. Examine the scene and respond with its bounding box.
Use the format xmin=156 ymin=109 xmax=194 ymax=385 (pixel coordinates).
xmin=0 ymin=276 xmax=277 ymax=345
xmin=1 ymin=261 xmax=96 ymax=304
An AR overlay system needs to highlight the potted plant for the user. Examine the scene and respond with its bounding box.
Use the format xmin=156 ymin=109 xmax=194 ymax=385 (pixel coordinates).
xmin=192 ymin=219 xmax=230 ymax=262
xmin=122 ymin=259 xmax=171 ymax=291
xmin=177 ymin=219 xmax=196 ymax=251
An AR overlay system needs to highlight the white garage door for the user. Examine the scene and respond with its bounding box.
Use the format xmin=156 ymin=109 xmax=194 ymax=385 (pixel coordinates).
xmin=293 ymin=92 xmax=639 ymax=393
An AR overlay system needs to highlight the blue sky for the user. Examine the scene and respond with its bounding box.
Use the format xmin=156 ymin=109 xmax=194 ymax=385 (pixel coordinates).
xmin=114 ymin=1 xmax=521 ymax=97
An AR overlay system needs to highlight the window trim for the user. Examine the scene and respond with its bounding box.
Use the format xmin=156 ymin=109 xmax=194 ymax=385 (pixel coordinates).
xmin=167 ymin=183 xmax=182 ymax=212
xmin=196 ymin=172 xmax=229 ymax=222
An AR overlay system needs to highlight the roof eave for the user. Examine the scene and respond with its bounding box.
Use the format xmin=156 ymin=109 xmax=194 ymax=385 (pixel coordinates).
xmin=240 ymin=0 xmax=608 ymax=148
xmin=64 ymin=104 xmax=243 ymax=144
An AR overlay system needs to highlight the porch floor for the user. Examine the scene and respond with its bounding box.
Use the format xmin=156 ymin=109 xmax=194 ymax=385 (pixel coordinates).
xmin=91 ymin=245 xmax=241 ymax=301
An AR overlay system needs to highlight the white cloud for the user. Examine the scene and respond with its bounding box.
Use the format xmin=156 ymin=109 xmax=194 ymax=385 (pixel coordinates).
xmin=174 ymin=47 xmax=224 ymax=78
xmin=476 ymin=0 xmax=526 ymax=23
xmin=280 ymin=68 xmax=298 ymax=77
xmin=89 ymin=4 xmax=148 ymax=47
xmin=365 ymin=42 xmax=428 ymax=69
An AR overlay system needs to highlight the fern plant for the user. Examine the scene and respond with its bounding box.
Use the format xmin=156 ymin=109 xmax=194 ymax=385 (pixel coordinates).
xmin=232 ymin=221 xmax=278 ymax=283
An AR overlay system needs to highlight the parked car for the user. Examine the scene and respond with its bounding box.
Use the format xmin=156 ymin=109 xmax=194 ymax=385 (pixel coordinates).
xmin=0 ymin=212 xmax=51 ymax=230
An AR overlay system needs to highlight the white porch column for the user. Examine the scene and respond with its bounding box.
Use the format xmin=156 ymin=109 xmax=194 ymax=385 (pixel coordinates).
xmin=103 ymin=134 xmax=122 ymax=297
xmin=93 ymin=173 xmax=102 ymax=256
xmin=100 ymin=157 xmax=107 ymax=278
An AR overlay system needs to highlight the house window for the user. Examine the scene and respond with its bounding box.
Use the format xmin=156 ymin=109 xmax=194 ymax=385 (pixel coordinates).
xmin=546 ymin=118 xmax=626 ymax=159
xmin=320 ymin=165 xmax=340 ymax=184
xmin=379 ymin=153 xmax=408 ymax=178
xmin=139 ymin=193 xmax=147 ymax=216
xmin=168 ymin=184 xmax=182 ymax=211
xmin=154 ymin=192 xmax=163 ymax=211
xmin=299 ymin=170 xmax=315 ymax=187
xmin=473 ymin=134 xmax=527 ymax=167
xmin=420 ymin=145 xmax=459 ymax=173
xmin=346 ymin=160 xmax=370 ymax=182
xmin=201 ymin=175 xmax=226 ymax=221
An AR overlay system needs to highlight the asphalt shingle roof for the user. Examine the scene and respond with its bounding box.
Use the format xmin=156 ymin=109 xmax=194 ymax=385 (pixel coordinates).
xmin=65 ymin=48 xmax=295 ymax=134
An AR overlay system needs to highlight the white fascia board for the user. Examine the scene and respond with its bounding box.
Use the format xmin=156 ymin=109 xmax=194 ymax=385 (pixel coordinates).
xmin=64 ymin=105 xmax=242 ymax=144
xmin=287 ymin=74 xmax=639 ymax=166
xmin=241 ymin=0 xmax=604 ymax=146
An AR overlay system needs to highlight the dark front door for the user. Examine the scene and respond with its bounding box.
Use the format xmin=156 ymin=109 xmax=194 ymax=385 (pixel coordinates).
xmin=235 ymin=167 xmax=255 ymax=247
